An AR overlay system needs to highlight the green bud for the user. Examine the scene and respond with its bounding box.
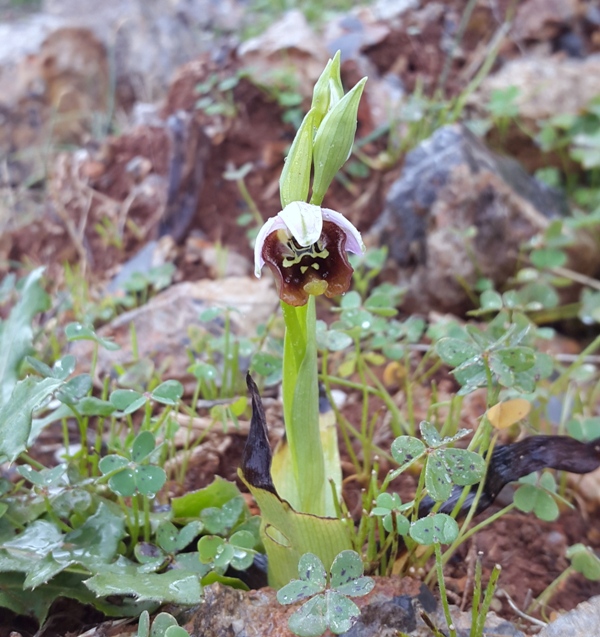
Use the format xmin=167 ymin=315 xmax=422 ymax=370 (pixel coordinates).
xmin=279 ymin=108 xmax=315 ymax=208
xmin=311 ymin=51 xmax=342 ymax=130
xmin=311 ymin=77 xmax=367 ymax=205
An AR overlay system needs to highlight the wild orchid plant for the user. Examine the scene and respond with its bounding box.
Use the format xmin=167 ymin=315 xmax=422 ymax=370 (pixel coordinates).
xmin=240 ymin=52 xmax=367 ymax=587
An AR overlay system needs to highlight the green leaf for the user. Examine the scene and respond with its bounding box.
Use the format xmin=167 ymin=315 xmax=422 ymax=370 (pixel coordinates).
xmin=65 ymin=322 xmax=120 ymax=351
xmin=156 ymin=522 xmax=180 ymax=553
xmin=420 ymin=421 xmax=443 ymax=448
xmin=138 ymin=610 xmax=151 ymax=637
xmin=99 ymin=454 xmax=129 ymax=473
xmin=85 ymin=571 xmax=202 ymax=604
xmin=298 ymin=552 xmax=327 ymax=588
xmin=200 ymin=495 xmax=245 ymax=535
xmin=436 ymin=338 xmax=479 ymax=367
xmin=0 ymin=376 xmax=63 ymax=462
xmin=567 ymin=544 xmax=600 ymax=581
xmin=442 ymin=449 xmax=486 ymax=486
xmin=134 ymin=465 xmax=167 ymax=497
xmin=151 ymin=380 xmax=184 ymax=405
xmin=109 ymin=469 xmax=137 ymax=497
xmin=288 ymin=595 xmax=327 ymax=637
xmin=567 ymin=417 xmax=600 ymax=442
xmin=480 ymin=290 xmax=503 ymax=311
xmin=513 ymin=484 xmax=559 ymax=521
xmin=409 ymin=514 xmax=459 ymax=545
xmin=279 ymin=108 xmax=315 ymax=207
xmin=326 ymin=590 xmax=361 ymax=633
xmin=277 ymin=579 xmax=324 ymax=605
xmin=172 ymin=477 xmax=242 ymax=518
xmin=132 ymin=431 xmax=157 ymax=462
xmin=390 ymin=436 xmax=426 ymax=467
xmin=150 ymin=613 xmax=178 ymax=637
xmin=110 ymin=389 xmax=147 ymax=413
xmin=425 ymin=452 xmax=452 ymax=502
xmin=530 ymin=248 xmax=567 ymax=269
xmin=495 ymin=347 xmax=536 ymax=372
xmin=56 ymin=374 xmax=92 ymax=404
xmin=77 ymin=396 xmax=116 ymax=416
xmin=0 ymin=268 xmax=48 ymax=405
xmin=198 ymin=535 xmax=224 ymax=563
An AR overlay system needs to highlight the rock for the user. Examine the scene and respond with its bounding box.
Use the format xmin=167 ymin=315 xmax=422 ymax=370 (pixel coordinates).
xmin=478 ymin=54 xmax=600 ymax=123
xmin=176 ymin=578 xmax=525 ymax=637
xmin=237 ymin=10 xmax=329 ymax=98
xmin=512 ymin=0 xmax=580 ymax=41
xmin=70 ymin=277 xmax=279 ymax=384
xmin=371 ymin=124 xmax=594 ymax=314
xmin=538 ymin=595 xmax=600 ymax=636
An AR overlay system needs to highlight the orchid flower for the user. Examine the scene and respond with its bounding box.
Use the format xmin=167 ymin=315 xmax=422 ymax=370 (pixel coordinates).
xmin=254 ymin=202 xmax=365 ymax=306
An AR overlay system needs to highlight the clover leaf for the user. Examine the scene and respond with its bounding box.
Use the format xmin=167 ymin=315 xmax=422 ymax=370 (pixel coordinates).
xmin=277 ymin=551 xmax=374 ymax=637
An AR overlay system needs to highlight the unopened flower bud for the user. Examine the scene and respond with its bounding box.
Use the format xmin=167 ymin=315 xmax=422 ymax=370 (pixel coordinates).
xmin=279 ymin=109 xmax=315 ymax=208
xmin=311 ymin=77 xmax=367 ymax=205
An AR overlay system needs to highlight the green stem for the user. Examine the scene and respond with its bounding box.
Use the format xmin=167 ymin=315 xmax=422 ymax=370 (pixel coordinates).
xmin=280 ymin=296 xmax=327 ymax=515
xmin=434 ymin=542 xmax=457 ymax=637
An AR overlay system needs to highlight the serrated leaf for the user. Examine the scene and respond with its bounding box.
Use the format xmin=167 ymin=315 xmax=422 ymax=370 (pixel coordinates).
xmin=0 ymin=376 xmax=63 ymax=462
xmin=85 ymin=571 xmax=202 ymax=604
xmin=0 ymin=268 xmax=48 ymax=405
xmin=409 ymin=514 xmax=459 ymax=545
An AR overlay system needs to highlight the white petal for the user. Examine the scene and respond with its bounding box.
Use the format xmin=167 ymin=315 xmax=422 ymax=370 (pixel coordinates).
xmin=322 ymin=208 xmax=365 ymax=254
xmin=279 ymin=202 xmax=323 ymax=247
xmin=254 ymin=215 xmax=288 ymax=277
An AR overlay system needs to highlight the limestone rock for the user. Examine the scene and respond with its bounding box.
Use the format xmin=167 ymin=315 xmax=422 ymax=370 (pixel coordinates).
xmin=538 ymin=595 xmax=600 ymax=637
xmin=70 ymin=277 xmax=279 ymax=384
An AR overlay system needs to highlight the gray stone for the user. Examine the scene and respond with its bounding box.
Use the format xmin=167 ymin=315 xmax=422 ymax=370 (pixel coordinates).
xmin=538 ymin=595 xmax=600 ymax=637
xmin=371 ymin=124 xmax=596 ymax=315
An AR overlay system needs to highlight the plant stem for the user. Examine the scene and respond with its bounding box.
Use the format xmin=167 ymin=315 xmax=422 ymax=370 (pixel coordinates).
xmin=434 ymin=542 xmax=457 ymax=637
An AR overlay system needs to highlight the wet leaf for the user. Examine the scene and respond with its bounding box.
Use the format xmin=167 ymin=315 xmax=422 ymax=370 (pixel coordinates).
xmin=287 ymin=595 xmax=327 ymax=637
xmin=151 ymin=380 xmax=184 ymax=405
xmin=109 ymin=469 xmax=136 ymax=497
xmin=425 ymin=452 xmax=452 ymax=502
xmin=495 ymin=347 xmax=536 ymax=372
xmin=420 ymin=421 xmax=443 ymax=448
xmin=132 ymin=431 xmax=157 ymax=463
xmin=65 ymin=322 xmax=120 ymax=351
xmin=436 ymin=338 xmax=479 ymax=367
xmin=85 ymin=571 xmax=202 ymax=604
xmin=110 ymin=389 xmax=147 ymax=413
xmin=172 ymin=477 xmax=242 ymax=518
xmin=442 ymin=449 xmax=486 ymax=486
xmin=326 ymin=590 xmax=362 ymax=634
xmin=277 ymin=579 xmax=324 ymax=605
xmin=298 ymin=553 xmax=327 ymax=588
xmin=135 ymin=465 xmax=167 ymax=497
xmin=409 ymin=514 xmax=459 ymax=545
xmin=329 ymin=550 xmax=363 ymax=588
